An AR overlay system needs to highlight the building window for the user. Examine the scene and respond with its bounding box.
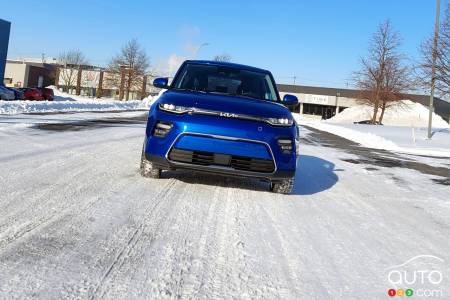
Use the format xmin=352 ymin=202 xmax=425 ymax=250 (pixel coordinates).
xmin=303 ymin=103 xmax=337 ymax=119
xmin=339 ymin=107 xmax=347 ymax=113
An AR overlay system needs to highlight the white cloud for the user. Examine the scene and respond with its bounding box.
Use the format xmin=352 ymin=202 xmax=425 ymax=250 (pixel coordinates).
xmin=167 ymin=54 xmax=186 ymax=74
xmin=153 ymin=25 xmax=203 ymax=77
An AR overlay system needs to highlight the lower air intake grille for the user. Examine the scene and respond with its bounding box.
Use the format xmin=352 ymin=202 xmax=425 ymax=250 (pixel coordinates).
xmin=169 ymin=149 xmax=214 ymax=165
xmin=230 ymin=156 xmax=275 ymax=173
xmin=169 ymin=148 xmax=274 ymax=173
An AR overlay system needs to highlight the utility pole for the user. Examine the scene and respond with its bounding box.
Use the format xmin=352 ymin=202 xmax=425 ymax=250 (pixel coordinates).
xmin=293 ymin=76 xmax=297 ymax=85
xmin=428 ymin=0 xmax=441 ymax=139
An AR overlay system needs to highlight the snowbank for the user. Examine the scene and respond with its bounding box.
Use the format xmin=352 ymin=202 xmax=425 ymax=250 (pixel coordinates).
xmin=328 ymin=100 xmax=449 ymax=128
xmin=296 ymin=114 xmax=450 ymax=157
xmin=0 ymin=86 xmax=160 ymax=115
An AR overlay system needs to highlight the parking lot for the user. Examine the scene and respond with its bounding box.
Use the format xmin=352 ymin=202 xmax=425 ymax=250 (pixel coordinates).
xmin=0 ymin=111 xmax=448 ymax=299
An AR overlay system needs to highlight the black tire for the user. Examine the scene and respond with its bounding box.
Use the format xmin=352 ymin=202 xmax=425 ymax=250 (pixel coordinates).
xmin=140 ymin=147 xmax=161 ymax=179
xmin=270 ymin=178 xmax=295 ymax=194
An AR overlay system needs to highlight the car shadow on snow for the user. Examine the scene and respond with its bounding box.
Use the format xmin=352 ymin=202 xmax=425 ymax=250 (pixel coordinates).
xmin=291 ymin=155 xmax=339 ymax=195
xmin=157 ymin=154 xmax=339 ymax=196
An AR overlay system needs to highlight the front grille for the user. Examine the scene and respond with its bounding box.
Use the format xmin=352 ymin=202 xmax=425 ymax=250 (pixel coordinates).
xmin=230 ymin=156 xmax=275 ymax=173
xmin=169 ymin=148 xmax=275 ymax=173
xmin=168 ymin=149 xmax=214 ymax=165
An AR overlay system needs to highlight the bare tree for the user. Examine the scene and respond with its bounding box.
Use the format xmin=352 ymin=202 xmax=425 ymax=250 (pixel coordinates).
xmin=57 ymin=50 xmax=88 ymax=92
xmin=353 ymin=20 xmax=409 ymax=124
xmin=378 ymin=58 xmax=411 ymax=123
xmin=213 ymin=53 xmax=232 ymax=62
xmin=107 ymin=39 xmax=150 ymax=100
xmin=418 ymin=3 xmax=450 ymax=98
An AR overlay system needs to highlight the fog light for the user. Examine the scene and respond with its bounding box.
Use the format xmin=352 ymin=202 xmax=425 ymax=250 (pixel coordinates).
xmin=278 ymin=139 xmax=293 ymax=153
xmin=153 ymin=122 xmax=173 ymax=137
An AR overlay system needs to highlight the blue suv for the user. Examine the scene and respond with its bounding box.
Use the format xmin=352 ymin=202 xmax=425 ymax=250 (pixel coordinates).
xmin=141 ymin=60 xmax=299 ymax=194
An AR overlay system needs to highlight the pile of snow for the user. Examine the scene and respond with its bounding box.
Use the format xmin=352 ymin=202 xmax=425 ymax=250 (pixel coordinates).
xmin=141 ymin=88 xmax=165 ymax=108
xmin=296 ymin=114 xmax=450 ymax=157
xmin=0 ymin=86 xmax=161 ymax=115
xmin=329 ymin=100 xmax=449 ymax=128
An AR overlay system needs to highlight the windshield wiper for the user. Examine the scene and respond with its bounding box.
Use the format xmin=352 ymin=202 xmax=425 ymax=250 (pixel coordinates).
xmin=206 ymin=90 xmax=261 ymax=100
xmin=230 ymin=93 xmax=261 ymax=100
xmin=173 ymin=87 xmax=204 ymax=93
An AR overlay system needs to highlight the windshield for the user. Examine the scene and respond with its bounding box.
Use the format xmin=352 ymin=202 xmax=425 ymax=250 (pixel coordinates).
xmin=172 ymin=63 xmax=279 ymax=101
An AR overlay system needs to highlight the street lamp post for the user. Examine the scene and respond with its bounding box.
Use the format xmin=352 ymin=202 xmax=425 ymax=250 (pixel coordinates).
xmin=428 ymin=0 xmax=441 ymax=139
xmin=195 ymin=42 xmax=210 ymax=58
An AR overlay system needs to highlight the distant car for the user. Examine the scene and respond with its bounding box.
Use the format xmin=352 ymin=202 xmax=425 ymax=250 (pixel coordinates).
xmin=354 ymin=120 xmax=383 ymax=125
xmin=19 ymin=88 xmax=45 ymax=101
xmin=37 ymin=87 xmax=55 ymax=101
xmin=0 ymin=86 xmax=16 ymax=100
xmin=6 ymin=87 xmax=25 ymax=100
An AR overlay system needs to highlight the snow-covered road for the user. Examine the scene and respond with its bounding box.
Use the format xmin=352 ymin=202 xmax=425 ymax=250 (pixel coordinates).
xmin=0 ymin=112 xmax=449 ymax=299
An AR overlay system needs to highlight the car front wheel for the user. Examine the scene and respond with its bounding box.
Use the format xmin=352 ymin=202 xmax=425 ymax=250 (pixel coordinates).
xmin=270 ymin=178 xmax=294 ymax=194
xmin=140 ymin=147 xmax=161 ymax=179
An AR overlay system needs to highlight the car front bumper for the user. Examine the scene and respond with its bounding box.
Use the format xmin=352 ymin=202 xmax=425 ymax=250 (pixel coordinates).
xmin=144 ymin=109 xmax=298 ymax=181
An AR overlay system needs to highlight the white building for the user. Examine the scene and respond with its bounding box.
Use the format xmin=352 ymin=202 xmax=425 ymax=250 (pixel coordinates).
xmin=56 ymin=65 xmax=160 ymax=99
xmin=4 ymin=59 xmax=57 ymax=88
xmin=278 ymin=84 xmax=450 ymax=122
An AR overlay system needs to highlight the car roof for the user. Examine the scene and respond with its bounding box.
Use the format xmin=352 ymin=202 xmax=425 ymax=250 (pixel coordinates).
xmin=184 ymin=60 xmax=270 ymax=74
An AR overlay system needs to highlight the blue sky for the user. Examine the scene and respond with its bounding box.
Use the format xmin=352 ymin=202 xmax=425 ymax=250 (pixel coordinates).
xmin=2 ymin=0 xmax=448 ymax=87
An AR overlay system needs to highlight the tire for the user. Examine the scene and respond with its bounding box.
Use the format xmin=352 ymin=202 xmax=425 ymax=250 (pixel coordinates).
xmin=270 ymin=178 xmax=295 ymax=194
xmin=140 ymin=147 xmax=161 ymax=179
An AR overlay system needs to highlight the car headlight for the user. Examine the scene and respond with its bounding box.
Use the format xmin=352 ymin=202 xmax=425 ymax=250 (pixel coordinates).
xmin=266 ymin=118 xmax=293 ymax=126
xmin=159 ymin=103 xmax=192 ymax=114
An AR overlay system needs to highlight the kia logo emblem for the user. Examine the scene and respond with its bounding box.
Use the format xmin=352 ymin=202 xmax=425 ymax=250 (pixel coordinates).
xmin=219 ymin=112 xmax=238 ymax=118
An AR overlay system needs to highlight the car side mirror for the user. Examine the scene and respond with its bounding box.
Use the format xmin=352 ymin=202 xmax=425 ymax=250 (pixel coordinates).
xmin=282 ymin=94 xmax=298 ymax=106
xmin=153 ymin=77 xmax=169 ymax=89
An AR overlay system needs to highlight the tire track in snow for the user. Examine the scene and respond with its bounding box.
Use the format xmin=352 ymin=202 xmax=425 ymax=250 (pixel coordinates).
xmin=144 ymin=181 xmax=204 ymax=299
xmin=89 ymin=179 xmax=178 ymax=300
xmin=96 ymin=176 xmax=222 ymax=299
xmin=0 ymin=139 xmax=143 ymax=250
xmin=0 ymin=161 xmax=107 ymax=250
xmin=199 ymin=183 xmax=282 ymax=299
xmin=256 ymin=200 xmax=307 ymax=299
xmin=181 ymin=185 xmax=222 ymax=299
xmin=0 ymin=129 xmax=145 ymax=247
xmin=0 ymin=133 xmax=142 ymax=163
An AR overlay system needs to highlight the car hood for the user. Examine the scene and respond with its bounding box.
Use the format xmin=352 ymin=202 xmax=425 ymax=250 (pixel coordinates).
xmin=157 ymin=90 xmax=291 ymax=119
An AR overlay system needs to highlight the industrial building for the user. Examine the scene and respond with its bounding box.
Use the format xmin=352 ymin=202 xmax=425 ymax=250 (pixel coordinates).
xmin=4 ymin=59 xmax=57 ymax=88
xmin=0 ymin=19 xmax=11 ymax=81
xmin=278 ymin=84 xmax=450 ymax=123
xmin=54 ymin=64 xmax=159 ymax=99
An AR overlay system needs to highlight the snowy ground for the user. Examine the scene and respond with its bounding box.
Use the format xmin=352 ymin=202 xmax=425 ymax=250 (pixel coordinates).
xmin=0 ymin=111 xmax=449 ymax=299
xmin=296 ymin=115 xmax=450 ymax=158
xmin=0 ymin=86 xmax=156 ymax=115
xmin=328 ymin=100 xmax=450 ymax=128
xmin=297 ymin=99 xmax=450 ymax=157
